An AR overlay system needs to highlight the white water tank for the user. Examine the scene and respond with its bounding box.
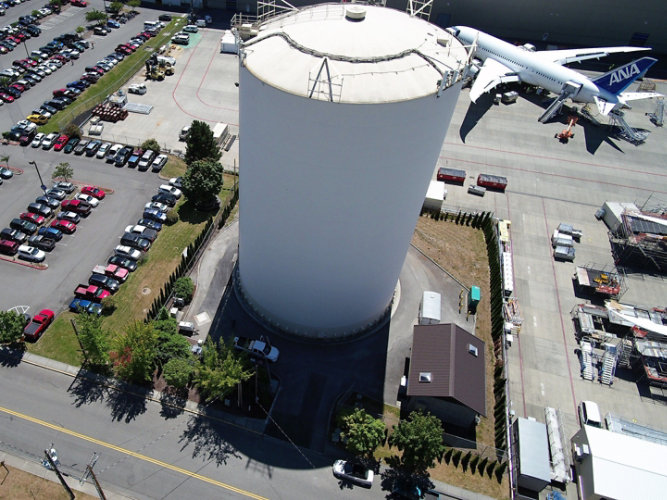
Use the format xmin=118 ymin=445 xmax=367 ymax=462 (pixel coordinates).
xmin=238 ymin=4 xmax=467 ymax=338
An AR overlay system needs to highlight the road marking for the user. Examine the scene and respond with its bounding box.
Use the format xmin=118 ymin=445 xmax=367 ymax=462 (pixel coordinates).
xmin=0 ymin=405 xmax=267 ymax=500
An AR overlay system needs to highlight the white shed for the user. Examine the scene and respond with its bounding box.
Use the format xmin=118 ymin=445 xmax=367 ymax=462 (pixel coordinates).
xmin=220 ymin=31 xmax=238 ymax=54
xmin=423 ymin=181 xmax=446 ymax=212
xmin=418 ymin=291 xmax=441 ymax=325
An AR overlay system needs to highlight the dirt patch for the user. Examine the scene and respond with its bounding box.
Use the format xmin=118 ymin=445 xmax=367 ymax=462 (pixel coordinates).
xmin=0 ymin=463 xmax=97 ymax=500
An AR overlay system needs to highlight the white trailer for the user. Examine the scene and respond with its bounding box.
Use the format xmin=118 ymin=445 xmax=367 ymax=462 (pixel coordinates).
xmin=220 ymin=31 xmax=238 ymax=54
xmin=423 ymin=181 xmax=445 ymax=212
xmin=212 ymin=122 xmax=229 ymax=146
xmin=419 ymin=291 xmax=441 ymax=325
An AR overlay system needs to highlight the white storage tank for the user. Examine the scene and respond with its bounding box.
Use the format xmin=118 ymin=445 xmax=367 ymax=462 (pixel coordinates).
xmin=238 ymin=4 xmax=468 ymax=338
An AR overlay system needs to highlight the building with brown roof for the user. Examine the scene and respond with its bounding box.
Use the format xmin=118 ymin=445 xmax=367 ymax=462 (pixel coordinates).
xmin=406 ymin=323 xmax=486 ymax=433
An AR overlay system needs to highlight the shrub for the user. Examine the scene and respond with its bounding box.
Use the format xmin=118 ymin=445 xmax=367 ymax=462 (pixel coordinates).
xmin=165 ymin=209 xmax=179 ymax=226
xmin=101 ymin=296 xmax=116 ymax=315
xmin=173 ymin=277 xmax=194 ymax=303
xmin=63 ymin=124 xmax=81 ymax=139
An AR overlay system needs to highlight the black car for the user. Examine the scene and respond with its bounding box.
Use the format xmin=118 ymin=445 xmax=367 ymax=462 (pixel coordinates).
xmin=10 ymin=218 xmax=37 ymax=235
xmin=158 ymin=14 xmax=172 ymax=21
xmin=44 ymin=99 xmax=66 ymax=110
xmin=114 ymin=146 xmax=132 ymax=167
xmin=1 ymin=227 xmax=27 ymax=243
xmin=89 ymin=273 xmax=120 ymax=292
xmin=85 ymin=140 xmax=102 ymax=156
xmin=137 ymin=218 xmax=162 ymax=232
xmin=108 ymin=255 xmax=137 ymax=272
xmin=25 ymin=25 xmax=41 ymax=37
xmin=74 ymin=139 xmax=89 ymax=155
xmin=28 ymin=234 xmax=55 ymax=251
xmin=27 ymin=202 xmax=51 ymax=217
xmin=41 ymin=102 xmax=58 ymax=114
xmin=151 ymin=192 xmax=177 ymax=207
xmin=35 ymin=195 xmax=59 ymax=209
xmin=127 ymin=154 xmax=140 ymax=168
xmin=120 ymin=232 xmax=151 ymax=251
xmin=63 ymin=136 xmax=79 ymax=154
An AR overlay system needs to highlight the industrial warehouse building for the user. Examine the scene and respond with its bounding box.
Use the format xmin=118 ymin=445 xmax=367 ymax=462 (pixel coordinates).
xmin=149 ymin=0 xmax=667 ymax=53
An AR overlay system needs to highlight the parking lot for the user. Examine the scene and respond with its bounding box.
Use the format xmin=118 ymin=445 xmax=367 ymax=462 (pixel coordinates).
xmin=430 ymin=82 xmax=667 ymax=448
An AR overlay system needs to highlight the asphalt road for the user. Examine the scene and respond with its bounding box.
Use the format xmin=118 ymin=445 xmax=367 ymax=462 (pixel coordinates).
xmin=0 ymin=358 xmax=383 ymax=500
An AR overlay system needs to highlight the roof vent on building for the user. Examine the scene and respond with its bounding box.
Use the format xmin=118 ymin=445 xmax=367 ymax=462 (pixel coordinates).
xmin=419 ymin=372 xmax=432 ymax=383
xmin=345 ymin=5 xmax=366 ymax=21
xmin=468 ymin=344 xmax=479 ymax=357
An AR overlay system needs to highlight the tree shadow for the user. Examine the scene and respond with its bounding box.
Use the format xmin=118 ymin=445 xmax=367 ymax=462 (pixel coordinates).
xmin=68 ymin=373 xmax=108 ymax=407
xmin=105 ymin=385 xmax=149 ymax=423
xmin=380 ymin=468 xmax=433 ymax=499
xmin=0 ymin=345 xmax=25 ymax=367
xmin=159 ymin=388 xmax=187 ymax=419
xmin=178 ymin=413 xmax=242 ymax=466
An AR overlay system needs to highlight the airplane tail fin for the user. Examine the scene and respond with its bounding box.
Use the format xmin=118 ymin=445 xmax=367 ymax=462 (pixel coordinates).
xmin=593 ymin=57 xmax=657 ymax=95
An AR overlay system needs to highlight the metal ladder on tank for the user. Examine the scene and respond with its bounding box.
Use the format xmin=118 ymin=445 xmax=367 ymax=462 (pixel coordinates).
xmin=609 ymin=110 xmax=649 ymax=144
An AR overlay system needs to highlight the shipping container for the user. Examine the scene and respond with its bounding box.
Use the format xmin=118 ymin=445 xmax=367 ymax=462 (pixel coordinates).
xmin=477 ymin=173 xmax=508 ymax=191
xmin=437 ymin=167 xmax=466 ymax=184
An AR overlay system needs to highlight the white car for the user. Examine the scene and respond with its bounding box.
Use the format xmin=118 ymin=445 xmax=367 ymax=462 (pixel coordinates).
xmin=17 ymin=244 xmax=46 ymax=263
xmin=332 ymin=460 xmax=373 ymax=488
xmin=183 ymin=25 xmax=198 ymax=33
xmin=128 ymin=83 xmax=147 ymax=95
xmin=114 ymin=245 xmax=141 ymax=261
xmin=145 ymin=201 xmax=169 ymax=213
xmin=106 ymin=144 xmax=123 ymax=162
xmin=96 ymin=142 xmax=111 ymax=159
xmin=169 ymin=177 xmax=182 ymax=189
xmin=151 ymin=154 xmax=168 ymax=172
xmin=76 ymin=193 xmax=99 ymax=207
xmin=41 ymin=132 xmax=59 ymax=150
xmin=31 ymin=133 xmax=45 ymax=148
xmin=159 ymin=184 xmax=182 ymax=198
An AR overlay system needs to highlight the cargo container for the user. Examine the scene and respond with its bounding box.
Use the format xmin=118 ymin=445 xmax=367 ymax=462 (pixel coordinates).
xmin=437 ymin=167 xmax=466 ymax=184
xmin=557 ymin=223 xmax=582 ymax=241
xmin=552 ymin=229 xmax=574 ymax=248
xmin=554 ymin=246 xmax=575 ymax=261
xmin=477 ymin=173 xmax=508 ymax=191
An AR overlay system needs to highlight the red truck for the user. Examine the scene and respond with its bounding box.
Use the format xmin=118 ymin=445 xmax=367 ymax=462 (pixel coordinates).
xmin=477 ymin=174 xmax=508 ymax=191
xmin=74 ymin=284 xmax=110 ymax=302
xmin=23 ymin=309 xmax=54 ymax=341
xmin=437 ymin=167 xmax=466 ymax=184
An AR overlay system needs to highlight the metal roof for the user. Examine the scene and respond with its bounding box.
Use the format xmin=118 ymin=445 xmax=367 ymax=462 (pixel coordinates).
xmin=515 ymin=418 xmax=551 ymax=484
xmin=241 ymin=4 xmax=468 ymax=103
xmin=406 ymin=324 xmax=486 ymax=416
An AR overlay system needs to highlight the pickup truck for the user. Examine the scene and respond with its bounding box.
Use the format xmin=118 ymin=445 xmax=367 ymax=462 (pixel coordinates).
xmin=233 ymin=336 xmax=279 ymax=362
xmin=23 ymin=309 xmax=54 ymax=341
xmin=74 ymin=284 xmax=110 ymax=302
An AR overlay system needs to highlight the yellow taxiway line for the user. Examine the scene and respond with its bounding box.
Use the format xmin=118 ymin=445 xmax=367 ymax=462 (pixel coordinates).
xmin=0 ymin=405 xmax=267 ymax=500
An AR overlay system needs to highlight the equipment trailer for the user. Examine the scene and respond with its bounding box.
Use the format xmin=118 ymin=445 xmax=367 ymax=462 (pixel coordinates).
xmin=574 ymin=265 xmax=624 ymax=298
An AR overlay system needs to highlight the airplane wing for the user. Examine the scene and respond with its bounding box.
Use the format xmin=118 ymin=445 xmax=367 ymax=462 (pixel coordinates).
xmin=619 ymin=91 xmax=663 ymax=102
xmin=594 ymin=96 xmax=617 ymax=116
xmin=535 ymin=46 xmax=650 ymax=66
xmin=469 ymin=58 xmax=520 ymax=102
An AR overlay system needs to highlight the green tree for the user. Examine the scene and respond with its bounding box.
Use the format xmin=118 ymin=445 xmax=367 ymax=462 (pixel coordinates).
xmin=184 ymin=121 xmax=221 ymax=165
xmin=0 ymin=154 xmax=9 ymax=170
xmin=193 ymin=339 xmax=253 ymax=403
xmin=182 ymin=160 xmax=223 ymax=209
xmin=0 ymin=311 xmax=26 ymax=344
xmin=152 ymin=310 xmax=190 ymax=367
xmin=76 ymin=313 xmax=110 ymax=367
xmin=52 ymin=162 xmax=74 ymax=181
xmin=110 ymin=322 xmax=157 ymax=383
xmin=108 ymin=1 xmax=123 ymax=13
xmin=63 ymin=124 xmax=81 ymax=139
xmin=163 ymin=358 xmax=193 ymax=389
xmin=340 ymin=408 xmax=386 ymax=460
xmin=86 ymin=9 xmax=108 ymax=24
xmin=141 ymin=138 xmax=160 ymax=152
xmin=127 ymin=0 xmax=141 ymax=10
xmin=173 ymin=277 xmax=194 ymax=303
xmin=388 ymin=411 xmax=445 ymax=474
xmin=101 ymin=295 xmax=116 ymax=315
xmin=76 ymin=26 xmax=85 ymax=34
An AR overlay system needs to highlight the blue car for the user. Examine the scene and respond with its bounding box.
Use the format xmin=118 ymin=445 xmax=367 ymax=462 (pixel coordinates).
xmin=67 ymin=80 xmax=87 ymax=90
xmin=38 ymin=226 xmax=63 ymax=241
xmin=107 ymin=20 xmax=121 ymax=29
xmin=69 ymin=298 xmax=102 ymax=316
xmin=142 ymin=208 xmax=167 ymax=223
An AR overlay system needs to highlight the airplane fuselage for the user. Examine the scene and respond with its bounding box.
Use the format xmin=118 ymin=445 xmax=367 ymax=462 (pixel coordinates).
xmin=460 ymin=28 xmax=617 ymax=105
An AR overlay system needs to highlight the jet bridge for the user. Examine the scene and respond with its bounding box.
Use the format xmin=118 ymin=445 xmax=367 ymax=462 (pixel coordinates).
xmin=539 ymin=81 xmax=581 ymax=123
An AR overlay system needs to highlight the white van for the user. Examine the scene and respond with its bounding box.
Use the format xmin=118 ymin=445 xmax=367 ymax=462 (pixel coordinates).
xmin=144 ymin=21 xmax=159 ymax=31
xmin=578 ymin=400 xmax=602 ymax=428
xmin=195 ymin=19 xmax=206 ymax=27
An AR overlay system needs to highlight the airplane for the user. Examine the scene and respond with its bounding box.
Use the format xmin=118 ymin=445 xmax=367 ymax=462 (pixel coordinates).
xmin=448 ymin=26 xmax=661 ymax=122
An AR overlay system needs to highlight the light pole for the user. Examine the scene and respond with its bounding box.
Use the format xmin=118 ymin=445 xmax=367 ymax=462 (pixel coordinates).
xmin=28 ymin=161 xmax=47 ymax=193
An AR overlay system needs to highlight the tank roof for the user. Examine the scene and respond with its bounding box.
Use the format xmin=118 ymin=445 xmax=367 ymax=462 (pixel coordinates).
xmin=241 ymin=4 xmax=468 ymax=103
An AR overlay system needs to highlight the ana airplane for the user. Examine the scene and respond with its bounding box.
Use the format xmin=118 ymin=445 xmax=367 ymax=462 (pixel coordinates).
xmin=448 ymin=26 xmax=660 ymax=122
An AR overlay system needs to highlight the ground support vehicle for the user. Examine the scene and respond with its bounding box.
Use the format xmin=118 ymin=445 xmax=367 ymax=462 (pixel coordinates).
xmin=574 ymin=265 xmax=623 ymax=297
xmin=437 ymin=167 xmax=466 ymax=184
xmin=477 ymin=173 xmax=508 ymax=191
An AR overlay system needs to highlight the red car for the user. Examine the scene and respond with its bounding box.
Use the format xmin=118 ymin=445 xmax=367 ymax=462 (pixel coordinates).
xmin=53 ymin=135 xmax=69 ymax=151
xmin=0 ymin=92 xmax=14 ymax=103
xmin=51 ymin=219 xmax=77 ymax=234
xmin=71 ymin=0 xmax=87 ymax=6
xmin=81 ymin=185 xmax=105 ymax=199
xmin=23 ymin=309 xmax=54 ymax=341
xmin=74 ymin=284 xmax=110 ymax=302
xmin=61 ymin=199 xmax=91 ymax=215
xmin=20 ymin=212 xmax=45 ymax=225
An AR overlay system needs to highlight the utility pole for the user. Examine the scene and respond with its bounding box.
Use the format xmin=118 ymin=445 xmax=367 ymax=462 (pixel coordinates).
xmin=43 ymin=448 xmax=74 ymax=500
xmin=28 ymin=161 xmax=47 ymax=193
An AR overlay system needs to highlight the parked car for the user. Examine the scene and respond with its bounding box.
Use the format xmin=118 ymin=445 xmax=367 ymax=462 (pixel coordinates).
xmin=50 ymin=219 xmax=76 ymax=234
xmin=142 ymin=208 xmax=167 ymax=223
xmin=169 ymin=177 xmax=182 ymax=189
xmin=1 ymin=227 xmax=27 ymax=244
xmin=106 ymin=143 xmax=123 ymax=162
xmin=63 ymin=136 xmax=80 ymax=154
xmin=53 ymin=181 xmax=75 ymax=193
xmin=120 ymin=232 xmax=151 ymax=251
xmin=53 ymin=134 xmax=69 ymax=151
xmin=124 ymin=224 xmax=158 ymax=242
xmin=151 ymin=192 xmax=177 ymax=207
xmin=27 ymin=234 xmax=55 ymax=251
xmin=81 ymin=186 xmax=106 ymax=200
xmin=74 ymin=139 xmax=89 ymax=155
xmin=56 ymin=211 xmax=80 ymax=224
xmin=17 ymin=244 xmax=45 ymax=263
xmin=114 ymin=146 xmax=132 ymax=167
xmin=23 ymin=309 xmax=54 ymax=340
xmin=85 ymin=140 xmax=102 ymax=156
xmin=108 ymin=255 xmax=137 ymax=272
xmin=61 ymin=199 xmax=91 ymax=215
xmin=20 ymin=212 xmax=45 ymax=225
xmin=31 ymin=132 xmax=45 ymax=147
xmin=69 ymin=298 xmax=102 ymax=316
xmin=128 ymin=83 xmax=146 ymax=94
xmin=10 ymin=218 xmax=37 ymax=235
xmin=114 ymin=245 xmax=141 ymax=261
xmin=89 ymin=273 xmax=119 ymax=292
xmin=38 ymin=226 xmax=62 ymax=241
xmin=332 ymin=460 xmax=374 ymax=488
xmin=36 ymin=195 xmax=60 ymax=209
xmin=0 ymin=167 xmax=13 ymax=179
xmin=96 ymin=142 xmax=111 ymax=159
xmin=0 ymin=239 xmax=19 ymax=255
xmin=159 ymin=184 xmax=182 ymax=198
xmin=145 ymin=201 xmax=169 ymax=213
xmin=45 ymin=188 xmax=66 ymax=200
xmin=127 ymin=153 xmax=141 ymax=168
xmin=137 ymin=218 xmax=162 ymax=232
xmin=151 ymin=154 xmax=168 ymax=172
